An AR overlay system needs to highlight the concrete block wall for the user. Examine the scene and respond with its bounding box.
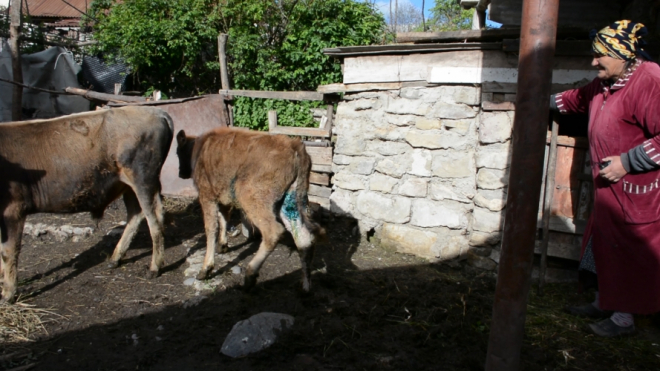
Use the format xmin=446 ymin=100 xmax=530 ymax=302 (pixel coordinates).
xmin=329 ymin=85 xmax=514 ymax=270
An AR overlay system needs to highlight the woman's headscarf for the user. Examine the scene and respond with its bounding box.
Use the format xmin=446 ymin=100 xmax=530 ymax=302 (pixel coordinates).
xmin=590 ymin=20 xmax=652 ymax=61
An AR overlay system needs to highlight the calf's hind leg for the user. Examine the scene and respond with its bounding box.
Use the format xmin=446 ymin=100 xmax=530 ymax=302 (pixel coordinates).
xmin=243 ymin=206 xmax=285 ymax=290
xmin=197 ymin=195 xmax=224 ymax=280
xmin=279 ymin=196 xmax=316 ymax=292
xmin=1 ymin=207 xmax=26 ymax=303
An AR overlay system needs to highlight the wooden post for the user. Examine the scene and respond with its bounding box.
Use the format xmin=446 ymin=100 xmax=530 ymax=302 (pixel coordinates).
xmin=324 ymin=104 xmax=334 ymax=136
xmin=218 ymin=33 xmax=234 ymax=126
xmin=268 ymin=110 xmax=278 ymax=131
xmin=484 ymin=0 xmax=559 ymax=368
xmin=9 ymin=0 xmax=23 ymax=121
xmin=538 ymin=121 xmax=559 ymax=294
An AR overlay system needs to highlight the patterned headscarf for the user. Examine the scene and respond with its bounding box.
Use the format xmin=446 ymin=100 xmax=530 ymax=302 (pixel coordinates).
xmin=590 ymin=20 xmax=652 ymax=61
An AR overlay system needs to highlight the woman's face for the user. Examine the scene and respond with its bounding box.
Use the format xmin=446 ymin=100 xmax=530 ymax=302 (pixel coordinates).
xmin=591 ymin=53 xmax=627 ymax=81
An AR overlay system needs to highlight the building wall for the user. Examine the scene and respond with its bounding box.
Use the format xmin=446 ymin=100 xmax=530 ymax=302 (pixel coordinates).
xmin=329 ymin=84 xmax=509 ymax=270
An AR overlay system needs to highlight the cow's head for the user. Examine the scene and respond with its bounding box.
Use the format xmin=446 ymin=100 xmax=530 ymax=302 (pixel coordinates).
xmin=176 ymin=130 xmax=195 ymax=179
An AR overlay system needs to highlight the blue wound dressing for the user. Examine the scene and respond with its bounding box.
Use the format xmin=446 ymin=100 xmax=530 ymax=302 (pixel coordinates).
xmin=279 ymin=189 xmax=313 ymax=248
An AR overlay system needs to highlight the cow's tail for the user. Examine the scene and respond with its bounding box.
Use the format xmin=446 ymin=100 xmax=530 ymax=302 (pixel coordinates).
xmin=293 ymin=141 xmax=325 ymax=241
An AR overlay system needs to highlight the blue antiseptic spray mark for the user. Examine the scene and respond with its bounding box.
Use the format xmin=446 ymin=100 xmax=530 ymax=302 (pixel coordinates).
xmin=282 ymin=191 xmax=300 ymax=220
xmin=230 ymin=177 xmax=237 ymax=202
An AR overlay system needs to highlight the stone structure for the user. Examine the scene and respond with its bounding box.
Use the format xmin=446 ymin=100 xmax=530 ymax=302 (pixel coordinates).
xmin=323 ymin=48 xmax=596 ymax=274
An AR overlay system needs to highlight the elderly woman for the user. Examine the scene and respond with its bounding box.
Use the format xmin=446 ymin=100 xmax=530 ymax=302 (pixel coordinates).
xmin=551 ymin=20 xmax=660 ymax=337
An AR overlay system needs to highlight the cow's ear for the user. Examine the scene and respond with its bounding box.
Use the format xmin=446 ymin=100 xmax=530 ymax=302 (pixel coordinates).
xmin=176 ymin=130 xmax=187 ymax=145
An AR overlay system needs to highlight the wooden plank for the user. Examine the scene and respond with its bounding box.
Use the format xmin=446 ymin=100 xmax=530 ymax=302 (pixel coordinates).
xmin=482 ymin=101 xmax=515 ymax=111
xmin=536 ymin=214 xmax=585 ymax=234
xmin=317 ymin=81 xmax=435 ymax=94
xmin=322 ymin=42 xmax=501 ymax=57
xmin=483 ymin=81 xmax=595 ymax=94
xmin=268 ymin=110 xmax=277 ymax=131
xmin=534 ymin=231 xmax=582 ymax=261
xmin=218 ymin=89 xmax=324 ymax=101
xmin=269 ymin=126 xmax=330 ymax=138
xmin=396 ymin=29 xmax=523 ymax=43
xmin=429 ymin=66 xmax=596 ymax=85
xmin=311 ymin=164 xmax=332 ymax=173
xmin=65 ymin=87 xmax=147 ymax=103
xmin=503 ymin=39 xmax=593 ymax=56
xmin=305 ymin=146 xmax=333 ymax=166
xmin=309 ymin=172 xmax=330 ymax=186
xmin=308 ymin=195 xmax=330 ymax=209
xmin=545 ymin=132 xmax=589 ymax=149
xmin=309 ymin=184 xmax=332 ymax=198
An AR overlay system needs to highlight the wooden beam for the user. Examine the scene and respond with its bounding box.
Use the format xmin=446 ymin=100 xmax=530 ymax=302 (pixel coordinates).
xmin=503 ymin=39 xmax=592 ymax=56
xmin=311 ymin=164 xmax=332 ymax=173
xmin=269 ymin=126 xmax=331 ymax=138
xmin=268 ymin=110 xmax=278 ymax=131
xmin=308 ymin=195 xmax=330 ymax=209
xmin=309 ymin=172 xmax=330 ymax=186
xmin=397 ymin=29 xmax=524 ymax=43
xmin=482 ymin=101 xmax=515 ymax=111
xmin=219 ymin=89 xmax=324 ymax=101
xmin=305 ymin=146 xmax=333 ymax=166
xmin=309 ymin=184 xmax=332 ymax=198
xmin=65 ymin=87 xmax=147 ymax=103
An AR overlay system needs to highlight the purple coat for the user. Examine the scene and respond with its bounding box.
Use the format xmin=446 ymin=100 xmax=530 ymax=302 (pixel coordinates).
xmin=557 ymin=61 xmax=660 ymax=314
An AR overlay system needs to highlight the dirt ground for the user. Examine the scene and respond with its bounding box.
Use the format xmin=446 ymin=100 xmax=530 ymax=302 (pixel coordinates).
xmin=1 ymin=197 xmax=660 ymax=371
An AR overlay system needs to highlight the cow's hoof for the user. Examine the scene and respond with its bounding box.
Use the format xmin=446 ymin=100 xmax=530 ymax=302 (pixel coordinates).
xmin=196 ymin=269 xmax=211 ymax=281
xmin=106 ymin=260 xmax=120 ymax=270
xmin=243 ymin=275 xmax=257 ymax=291
xmin=219 ymin=244 xmax=229 ymax=253
xmin=145 ymin=270 xmax=159 ymax=279
xmin=0 ymin=294 xmax=15 ymax=304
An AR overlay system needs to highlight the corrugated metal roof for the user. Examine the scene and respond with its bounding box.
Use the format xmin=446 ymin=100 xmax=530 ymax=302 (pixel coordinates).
xmin=23 ymin=0 xmax=90 ymax=19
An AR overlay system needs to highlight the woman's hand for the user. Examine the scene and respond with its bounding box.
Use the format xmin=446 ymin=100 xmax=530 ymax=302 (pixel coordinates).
xmin=599 ymin=155 xmax=628 ymax=183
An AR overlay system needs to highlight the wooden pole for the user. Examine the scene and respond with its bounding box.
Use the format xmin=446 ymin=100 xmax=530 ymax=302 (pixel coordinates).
xmin=538 ymin=121 xmax=559 ymax=294
xmin=9 ymin=0 xmax=23 ymax=121
xmin=484 ymin=0 xmax=559 ymax=368
xmin=218 ymin=33 xmax=234 ymax=126
xmin=268 ymin=110 xmax=278 ymax=132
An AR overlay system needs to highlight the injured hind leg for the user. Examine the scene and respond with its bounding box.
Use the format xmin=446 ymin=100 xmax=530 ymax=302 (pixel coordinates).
xmin=278 ymin=193 xmax=316 ymax=292
xmin=243 ymin=207 xmax=284 ymax=290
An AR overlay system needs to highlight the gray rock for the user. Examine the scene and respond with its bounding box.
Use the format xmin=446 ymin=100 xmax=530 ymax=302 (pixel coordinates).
xmin=221 ymin=312 xmax=295 ymax=358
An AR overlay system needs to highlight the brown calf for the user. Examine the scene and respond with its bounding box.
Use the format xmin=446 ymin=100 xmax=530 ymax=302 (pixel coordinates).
xmin=176 ymin=128 xmax=323 ymax=291
xmin=0 ymin=106 xmax=173 ymax=303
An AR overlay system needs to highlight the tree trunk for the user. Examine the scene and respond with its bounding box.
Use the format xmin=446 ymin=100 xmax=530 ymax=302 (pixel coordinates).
xmin=9 ymin=0 xmax=23 ymax=121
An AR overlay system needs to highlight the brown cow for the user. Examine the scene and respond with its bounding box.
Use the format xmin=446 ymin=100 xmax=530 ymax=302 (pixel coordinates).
xmin=176 ymin=128 xmax=324 ymax=292
xmin=0 ymin=106 xmax=173 ymax=303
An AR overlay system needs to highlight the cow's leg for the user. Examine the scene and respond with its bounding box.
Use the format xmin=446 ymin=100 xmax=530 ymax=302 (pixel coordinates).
xmin=278 ymin=197 xmax=316 ymax=292
xmin=108 ymin=190 xmax=145 ymax=269
xmin=120 ymin=171 xmax=166 ymax=279
xmin=197 ymin=195 xmax=219 ymax=280
xmin=1 ymin=206 xmax=26 ymax=303
xmin=137 ymin=190 xmax=165 ymax=279
xmin=243 ymin=206 xmax=285 ymax=290
xmin=217 ymin=205 xmax=231 ymax=254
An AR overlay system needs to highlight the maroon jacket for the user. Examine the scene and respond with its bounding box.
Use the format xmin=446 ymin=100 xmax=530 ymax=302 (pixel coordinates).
xmin=557 ymin=61 xmax=660 ymax=314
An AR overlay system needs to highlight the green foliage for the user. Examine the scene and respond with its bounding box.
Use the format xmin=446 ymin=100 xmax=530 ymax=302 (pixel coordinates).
xmin=86 ymin=0 xmax=222 ymax=97
xmin=429 ymin=0 xmax=474 ymax=31
xmin=87 ymin=0 xmax=386 ymax=130
xmin=222 ymin=0 xmax=385 ymax=130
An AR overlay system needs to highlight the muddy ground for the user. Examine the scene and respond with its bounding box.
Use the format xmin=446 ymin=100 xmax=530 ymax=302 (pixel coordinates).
xmin=1 ymin=197 xmax=660 ymax=371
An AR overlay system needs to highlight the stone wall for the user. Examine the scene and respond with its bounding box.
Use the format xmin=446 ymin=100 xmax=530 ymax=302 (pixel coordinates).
xmin=329 ymin=85 xmax=514 ymax=270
